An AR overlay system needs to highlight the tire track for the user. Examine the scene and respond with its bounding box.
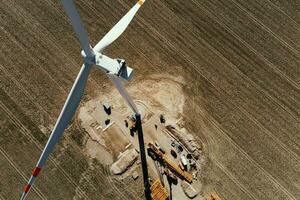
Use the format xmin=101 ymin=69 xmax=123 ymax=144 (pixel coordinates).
xmin=195 ymin=105 xmax=297 ymax=200
xmin=230 ymin=0 xmax=300 ymax=55
xmin=1 ymin=2 xmax=105 ymax=198
xmin=97 ymin=0 xmax=300 ymax=150
xmin=266 ymin=0 xmax=300 ymax=28
xmin=124 ymin=0 xmax=300 ymax=124
xmin=0 ymin=147 xmax=46 ymax=200
xmin=0 ymin=27 xmax=66 ymax=94
xmin=115 ymin=1 xmax=299 ymax=198
xmin=0 ymin=193 xmax=5 ymax=200
xmin=72 ymin=166 xmax=95 ymax=200
xmin=0 ymin=64 xmax=53 ymax=121
xmin=0 ymin=41 xmax=94 ymax=199
xmin=105 ymin=164 xmax=140 ymax=200
xmin=128 ymin=0 xmax=300 ymax=157
xmin=91 ymin=1 xmax=258 ymax=196
xmin=0 ymin=101 xmax=90 ymax=200
xmin=212 ymin=157 xmax=258 ymax=200
xmin=1 ymin=0 xmax=298 ymax=198
xmin=67 ymin=0 xmax=266 ymax=195
xmin=191 ymin=0 xmax=300 ymax=91
xmin=208 ymin=141 xmax=257 ymax=200
xmin=1 ymin=1 xmax=138 ymax=199
xmin=161 ymin=0 xmax=300 ymax=104
xmin=151 ymin=0 xmax=300 ymax=159
xmin=236 ymin=0 xmax=300 ymax=33
xmin=3 ymin=0 xmax=99 ymax=90
xmin=170 ymin=0 xmax=300 ymax=144
xmin=103 ymin=165 xmax=128 ymax=200
xmin=3 ymin=0 xmax=78 ymax=85
xmin=164 ymin=110 xmax=257 ymax=200
xmin=96 ymin=1 xmax=299 ymax=197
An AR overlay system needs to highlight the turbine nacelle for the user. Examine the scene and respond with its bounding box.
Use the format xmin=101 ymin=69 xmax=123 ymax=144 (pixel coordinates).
xmin=80 ymin=50 xmax=133 ymax=81
xmin=94 ymin=53 xmax=134 ymax=81
xmin=115 ymin=58 xmax=134 ymax=81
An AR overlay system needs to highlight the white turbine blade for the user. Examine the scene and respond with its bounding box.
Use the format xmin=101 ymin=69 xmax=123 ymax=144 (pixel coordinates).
xmin=20 ymin=63 xmax=92 ymax=200
xmin=94 ymin=0 xmax=146 ymax=52
xmin=61 ymin=0 xmax=93 ymax=57
xmin=107 ymin=73 xmax=139 ymax=114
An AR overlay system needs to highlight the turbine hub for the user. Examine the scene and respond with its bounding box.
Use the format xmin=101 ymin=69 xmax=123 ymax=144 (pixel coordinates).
xmin=81 ymin=50 xmax=96 ymax=65
xmin=80 ymin=50 xmax=86 ymax=57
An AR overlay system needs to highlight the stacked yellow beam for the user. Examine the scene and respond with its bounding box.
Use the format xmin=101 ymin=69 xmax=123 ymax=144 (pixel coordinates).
xmin=150 ymin=179 xmax=169 ymax=200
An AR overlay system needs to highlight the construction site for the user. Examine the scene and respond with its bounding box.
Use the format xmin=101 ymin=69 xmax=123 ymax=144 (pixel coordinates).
xmin=0 ymin=0 xmax=299 ymax=200
xmin=78 ymin=75 xmax=208 ymax=199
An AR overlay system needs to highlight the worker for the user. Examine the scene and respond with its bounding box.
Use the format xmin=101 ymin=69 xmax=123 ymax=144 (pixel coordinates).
xmin=160 ymin=114 xmax=165 ymax=124
xmin=130 ymin=128 xmax=135 ymax=137
xmin=155 ymin=124 xmax=158 ymax=130
xmin=124 ymin=120 xmax=128 ymax=128
xmin=105 ymin=119 xmax=110 ymax=125
xmin=103 ymin=103 xmax=111 ymax=115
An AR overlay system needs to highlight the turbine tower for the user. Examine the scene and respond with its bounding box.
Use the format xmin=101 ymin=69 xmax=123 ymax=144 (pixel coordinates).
xmin=21 ymin=0 xmax=151 ymax=199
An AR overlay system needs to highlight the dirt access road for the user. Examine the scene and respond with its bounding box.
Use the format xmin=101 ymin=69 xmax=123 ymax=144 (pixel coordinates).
xmin=0 ymin=0 xmax=299 ymax=199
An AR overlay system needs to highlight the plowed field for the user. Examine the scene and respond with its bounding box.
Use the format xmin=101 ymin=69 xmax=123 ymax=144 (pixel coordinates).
xmin=0 ymin=0 xmax=299 ymax=199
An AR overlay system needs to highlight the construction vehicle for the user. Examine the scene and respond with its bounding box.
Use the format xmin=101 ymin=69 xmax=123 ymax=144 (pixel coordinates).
xmin=127 ymin=115 xmax=136 ymax=129
xmin=147 ymin=142 xmax=193 ymax=183
xmin=150 ymin=179 xmax=169 ymax=200
xmin=170 ymin=149 xmax=177 ymax=158
xmin=164 ymin=168 xmax=178 ymax=184
xmin=154 ymin=141 xmax=166 ymax=154
xmin=180 ymin=154 xmax=188 ymax=170
xmin=205 ymin=192 xmax=221 ymax=200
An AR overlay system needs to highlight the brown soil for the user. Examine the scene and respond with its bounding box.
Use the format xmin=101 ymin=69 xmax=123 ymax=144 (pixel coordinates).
xmin=0 ymin=0 xmax=299 ymax=199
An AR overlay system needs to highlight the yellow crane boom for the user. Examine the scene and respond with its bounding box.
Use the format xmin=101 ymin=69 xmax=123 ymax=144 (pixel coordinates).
xmin=147 ymin=142 xmax=193 ymax=183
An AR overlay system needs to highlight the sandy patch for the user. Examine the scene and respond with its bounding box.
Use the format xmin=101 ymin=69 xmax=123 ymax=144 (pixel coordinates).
xmin=99 ymin=74 xmax=186 ymax=124
xmin=78 ymin=74 xmax=187 ymax=165
xmin=85 ymin=138 xmax=113 ymax=165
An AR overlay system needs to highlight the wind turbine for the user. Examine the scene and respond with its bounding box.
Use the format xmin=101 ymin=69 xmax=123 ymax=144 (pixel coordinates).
xmin=21 ymin=0 xmax=151 ymax=199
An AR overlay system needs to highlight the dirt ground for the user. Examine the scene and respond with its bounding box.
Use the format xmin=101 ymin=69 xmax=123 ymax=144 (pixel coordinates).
xmin=98 ymin=74 xmax=185 ymax=121
xmin=78 ymin=74 xmax=204 ymax=199
xmin=0 ymin=0 xmax=299 ymax=200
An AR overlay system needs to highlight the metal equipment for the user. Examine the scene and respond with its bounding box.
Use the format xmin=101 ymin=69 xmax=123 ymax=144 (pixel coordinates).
xmin=147 ymin=142 xmax=193 ymax=183
xmin=150 ymin=179 xmax=169 ymax=200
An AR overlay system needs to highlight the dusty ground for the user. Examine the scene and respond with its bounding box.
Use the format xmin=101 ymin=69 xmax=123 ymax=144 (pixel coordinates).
xmin=0 ymin=0 xmax=299 ymax=199
xmin=78 ymin=74 xmax=204 ymax=199
xmin=98 ymin=74 xmax=185 ymax=120
xmin=78 ymin=74 xmax=186 ymax=164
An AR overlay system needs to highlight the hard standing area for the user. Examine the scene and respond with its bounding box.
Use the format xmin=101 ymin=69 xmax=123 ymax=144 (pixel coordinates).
xmin=0 ymin=0 xmax=299 ymax=200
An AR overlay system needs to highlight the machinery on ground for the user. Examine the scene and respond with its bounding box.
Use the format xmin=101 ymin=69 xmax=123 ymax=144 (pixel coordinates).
xmin=147 ymin=142 xmax=193 ymax=183
xmin=150 ymin=179 xmax=169 ymax=200
xmin=20 ymin=0 xmax=151 ymax=199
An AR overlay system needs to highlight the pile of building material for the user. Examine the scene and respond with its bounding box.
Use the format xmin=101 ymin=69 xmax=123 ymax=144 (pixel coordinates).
xmin=181 ymin=181 xmax=199 ymax=199
xmin=166 ymin=125 xmax=201 ymax=159
xmin=132 ymin=171 xmax=139 ymax=180
xmin=110 ymin=149 xmax=139 ymax=175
